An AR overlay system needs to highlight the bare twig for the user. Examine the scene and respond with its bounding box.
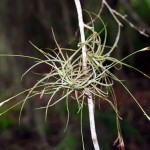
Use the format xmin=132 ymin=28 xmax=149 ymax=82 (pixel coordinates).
xmin=103 ymin=0 xmax=122 ymax=56
xmin=74 ymin=0 xmax=100 ymax=149
xmin=112 ymin=10 xmax=149 ymax=37
xmin=87 ymin=90 xmax=100 ymax=150
xmin=104 ymin=0 xmax=149 ymax=37
xmin=86 ymin=0 xmax=104 ymax=26
xmin=74 ymin=0 xmax=87 ymax=71
xmin=87 ymin=0 xmax=149 ymax=37
xmin=120 ymin=0 xmax=150 ymax=36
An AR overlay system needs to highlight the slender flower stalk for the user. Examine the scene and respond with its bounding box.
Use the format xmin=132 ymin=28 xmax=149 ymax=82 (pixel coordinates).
xmin=74 ymin=0 xmax=100 ymax=149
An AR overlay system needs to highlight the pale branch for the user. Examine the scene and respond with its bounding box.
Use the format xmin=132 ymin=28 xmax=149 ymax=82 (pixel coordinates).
xmin=103 ymin=0 xmax=123 ymax=26
xmin=87 ymin=0 xmax=149 ymax=37
xmin=112 ymin=10 xmax=149 ymax=37
xmin=86 ymin=0 xmax=104 ymax=26
xmin=74 ymin=0 xmax=87 ymax=70
xmin=120 ymin=0 xmax=150 ymax=36
xmin=104 ymin=0 xmax=149 ymax=37
xmin=102 ymin=0 xmax=122 ymax=56
xmin=74 ymin=0 xmax=100 ymax=149
xmin=87 ymin=92 xmax=100 ymax=150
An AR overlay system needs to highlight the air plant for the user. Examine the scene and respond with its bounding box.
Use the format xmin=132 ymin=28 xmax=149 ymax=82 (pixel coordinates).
xmin=0 ymin=0 xmax=150 ymax=150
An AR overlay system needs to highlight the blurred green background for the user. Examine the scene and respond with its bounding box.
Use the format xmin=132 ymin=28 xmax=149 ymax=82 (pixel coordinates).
xmin=0 ymin=0 xmax=150 ymax=149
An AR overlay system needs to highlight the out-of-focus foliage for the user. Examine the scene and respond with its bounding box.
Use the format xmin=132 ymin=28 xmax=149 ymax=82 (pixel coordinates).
xmin=0 ymin=115 xmax=16 ymax=130
xmin=131 ymin=0 xmax=150 ymax=20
